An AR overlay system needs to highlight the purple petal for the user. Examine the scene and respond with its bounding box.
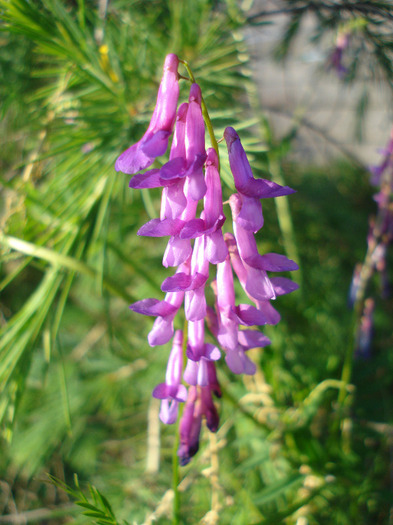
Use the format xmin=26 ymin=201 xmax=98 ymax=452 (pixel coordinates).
xmin=115 ymin=54 xmax=179 ymax=175
xmin=223 ymin=127 xmax=253 ymax=186
xmin=141 ymin=130 xmax=171 ymax=157
xmin=185 ymin=287 xmax=207 ymax=321
xmin=189 ymin=272 xmax=209 ymax=290
xmin=163 ymin=237 xmax=192 ymax=267
xmin=204 ymin=148 xmax=224 ymax=226
xmin=187 ymin=319 xmax=205 ymax=360
xmin=115 ymin=140 xmax=153 ymax=175
xmin=236 ymin=196 xmax=263 ymax=233
xmin=187 ymin=167 xmax=207 ymax=202
xmin=255 ymin=301 xmax=281 ymax=325
xmin=186 ymin=86 xmax=205 ymax=162
xmin=197 ymin=359 xmax=209 ymax=386
xmin=152 ymin=383 xmax=168 ymax=399
xmin=160 ymin=157 xmax=187 ymax=180
xmin=236 ymin=304 xmax=268 ymax=326
xmin=238 ymin=330 xmax=271 ymax=349
xmin=245 ymin=266 xmax=276 ymax=301
xmin=165 ymin=329 xmax=184 ymax=388
xmin=174 ymin=384 xmax=188 ymax=402
xmin=217 ymin=311 xmax=239 ymax=352
xmin=179 ymin=218 xmax=206 ymax=239
xmin=224 ymin=126 xmax=295 ymax=202
xmin=129 ymin=169 xmax=163 ymax=189
xmin=257 ymin=253 xmax=299 ymax=272
xmin=159 ymin=399 xmax=179 ymax=425
xmin=201 ymin=387 xmax=220 ymax=431
xmin=160 ymin=182 xmax=187 ymax=220
xmin=241 ymin=178 xmax=296 ymax=198
xmin=216 ymin=256 xmax=236 ymax=311
xmin=270 ymin=276 xmax=299 ymax=295
xmin=205 ymin=230 xmax=228 ymax=264
xmin=205 ymin=343 xmax=221 ymax=361
xmin=161 ymin=272 xmax=192 ymax=292
xmin=130 ymin=298 xmax=177 ymax=317
xmin=184 ymin=359 xmax=198 ymax=385
xmin=225 ymin=348 xmax=245 ymax=374
xmin=243 ymin=355 xmax=257 ymax=375
xmin=138 ymin=218 xmax=184 ymax=237
xmin=150 ymin=54 xmax=180 ymax=130
xmin=148 ymin=316 xmax=174 ymax=346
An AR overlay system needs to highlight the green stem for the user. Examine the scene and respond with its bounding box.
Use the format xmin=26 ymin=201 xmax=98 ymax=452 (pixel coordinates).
xmin=172 ymin=428 xmax=181 ymax=525
xmin=180 ymin=60 xmax=220 ymax=170
xmin=337 ymin=312 xmax=357 ymax=408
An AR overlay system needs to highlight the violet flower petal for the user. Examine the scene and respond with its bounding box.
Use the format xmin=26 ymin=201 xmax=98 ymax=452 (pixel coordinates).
xmin=163 ymin=236 xmax=192 ymax=267
xmin=205 ymin=229 xmax=228 ymax=264
xmin=160 ymin=157 xmax=187 ymax=180
xmin=115 ymin=54 xmax=179 ymax=174
xmin=129 ymin=298 xmax=177 ymax=317
xmin=237 ymin=330 xmax=271 ymax=349
xmin=255 ymin=301 xmax=281 ymax=325
xmin=227 ymin=226 xmax=275 ymax=301
xmin=270 ymin=276 xmax=299 ymax=296
xmin=141 ymin=130 xmax=172 ymax=157
xmin=161 ymin=272 xmax=193 ymax=292
xmin=185 ymin=84 xmax=207 ymax=201
xmin=224 ymin=126 xmax=294 ymax=199
xmin=178 ymin=386 xmax=202 ymax=466
xmin=201 ymin=387 xmax=219 ymax=432
xmin=160 ymin=183 xmax=187 ymax=220
xmin=147 ymin=290 xmax=184 ymax=346
xmin=148 ymin=315 xmax=176 ymax=346
xmin=129 ymin=169 xmax=163 ymax=189
xmin=137 ymin=218 xmax=184 ymax=237
xmin=225 ymin=345 xmax=256 ymax=375
xmin=257 ymin=253 xmax=299 ymax=272
xmin=185 ymin=287 xmax=207 ymax=321
xmin=235 ymin=304 xmax=268 ymax=326
xmin=159 ymin=399 xmax=179 ymax=424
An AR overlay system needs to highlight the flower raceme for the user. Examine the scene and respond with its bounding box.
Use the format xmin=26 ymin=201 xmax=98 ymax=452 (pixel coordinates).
xmin=116 ymin=54 xmax=299 ymax=465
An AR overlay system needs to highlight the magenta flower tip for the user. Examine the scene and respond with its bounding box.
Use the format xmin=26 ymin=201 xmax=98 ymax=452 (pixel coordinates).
xmin=164 ymin=53 xmax=179 ymax=72
xmin=189 ymin=83 xmax=202 ymax=104
xmin=223 ymin=126 xmax=238 ymax=147
xmin=176 ymin=102 xmax=188 ymax=122
xmin=206 ymin=147 xmax=219 ymax=167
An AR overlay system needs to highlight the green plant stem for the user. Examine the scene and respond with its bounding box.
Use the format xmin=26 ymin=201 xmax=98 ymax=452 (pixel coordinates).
xmin=172 ymin=426 xmax=181 ymax=525
xmin=337 ymin=314 xmax=357 ymax=408
xmin=180 ymin=60 xmax=220 ymax=170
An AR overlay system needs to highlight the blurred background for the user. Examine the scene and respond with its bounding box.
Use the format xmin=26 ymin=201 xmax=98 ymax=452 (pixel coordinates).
xmin=1 ymin=1 xmax=393 ymax=524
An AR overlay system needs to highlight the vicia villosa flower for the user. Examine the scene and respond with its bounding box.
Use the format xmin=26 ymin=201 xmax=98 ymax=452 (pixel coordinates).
xmin=348 ymin=128 xmax=393 ymax=359
xmin=116 ymin=54 xmax=299 ymax=465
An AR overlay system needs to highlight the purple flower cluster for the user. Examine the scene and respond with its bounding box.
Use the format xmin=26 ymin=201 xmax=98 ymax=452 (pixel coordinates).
xmin=349 ymin=129 xmax=393 ymax=358
xmin=327 ymin=31 xmax=350 ymax=79
xmin=115 ymin=54 xmax=299 ymax=465
xmin=367 ymin=132 xmax=393 ymax=300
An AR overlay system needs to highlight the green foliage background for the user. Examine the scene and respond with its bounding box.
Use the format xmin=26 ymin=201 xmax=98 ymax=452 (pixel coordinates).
xmin=1 ymin=1 xmax=393 ymax=524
